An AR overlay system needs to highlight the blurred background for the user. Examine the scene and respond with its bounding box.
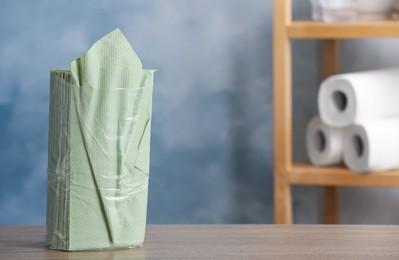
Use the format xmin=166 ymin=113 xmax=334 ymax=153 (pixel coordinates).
xmin=1 ymin=0 xmax=399 ymax=225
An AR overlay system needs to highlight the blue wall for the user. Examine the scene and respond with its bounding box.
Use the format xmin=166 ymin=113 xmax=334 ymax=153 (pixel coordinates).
xmin=5 ymin=0 xmax=398 ymax=225
xmin=0 ymin=0 xmax=321 ymax=225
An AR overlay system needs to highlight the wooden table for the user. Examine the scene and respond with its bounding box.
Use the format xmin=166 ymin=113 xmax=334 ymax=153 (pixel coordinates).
xmin=2 ymin=225 xmax=399 ymax=259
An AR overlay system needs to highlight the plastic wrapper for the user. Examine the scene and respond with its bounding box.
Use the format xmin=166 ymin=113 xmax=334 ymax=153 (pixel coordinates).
xmin=46 ymin=29 xmax=155 ymax=251
xmin=309 ymin=0 xmax=358 ymax=22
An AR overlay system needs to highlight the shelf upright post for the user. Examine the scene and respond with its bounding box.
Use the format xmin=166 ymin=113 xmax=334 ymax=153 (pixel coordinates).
xmin=273 ymin=0 xmax=293 ymax=224
xmin=322 ymin=39 xmax=341 ymax=224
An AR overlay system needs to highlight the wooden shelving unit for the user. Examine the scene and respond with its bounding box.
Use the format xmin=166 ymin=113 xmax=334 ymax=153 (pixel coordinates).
xmin=273 ymin=0 xmax=399 ymax=224
xmin=288 ymin=21 xmax=399 ymax=39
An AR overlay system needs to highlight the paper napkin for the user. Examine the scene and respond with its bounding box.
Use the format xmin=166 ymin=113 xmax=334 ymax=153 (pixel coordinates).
xmin=46 ymin=28 xmax=154 ymax=251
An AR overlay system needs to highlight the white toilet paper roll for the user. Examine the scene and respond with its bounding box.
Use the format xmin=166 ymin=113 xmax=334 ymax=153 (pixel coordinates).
xmin=306 ymin=116 xmax=344 ymax=166
xmin=343 ymin=118 xmax=399 ymax=173
xmin=318 ymin=69 xmax=399 ymax=127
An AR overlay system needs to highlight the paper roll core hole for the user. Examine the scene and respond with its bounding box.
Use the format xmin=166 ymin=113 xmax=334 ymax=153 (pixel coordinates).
xmin=352 ymin=134 xmax=364 ymax=157
xmin=315 ymin=130 xmax=326 ymax=152
xmin=332 ymin=91 xmax=348 ymax=112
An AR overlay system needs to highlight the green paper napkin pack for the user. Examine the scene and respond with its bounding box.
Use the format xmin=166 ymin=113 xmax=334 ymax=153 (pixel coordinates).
xmin=46 ymin=29 xmax=155 ymax=251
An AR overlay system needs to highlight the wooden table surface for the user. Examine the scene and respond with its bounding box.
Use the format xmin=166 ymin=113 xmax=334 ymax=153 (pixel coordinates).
xmin=2 ymin=225 xmax=399 ymax=259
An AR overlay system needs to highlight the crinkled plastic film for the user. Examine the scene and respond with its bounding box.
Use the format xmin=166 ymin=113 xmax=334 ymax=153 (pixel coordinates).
xmin=46 ymin=29 xmax=154 ymax=251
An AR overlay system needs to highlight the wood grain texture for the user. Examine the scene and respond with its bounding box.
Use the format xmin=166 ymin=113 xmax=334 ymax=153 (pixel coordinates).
xmin=324 ymin=186 xmax=340 ymax=224
xmin=322 ymin=40 xmax=340 ymax=78
xmin=288 ymin=21 xmax=399 ymax=39
xmin=273 ymin=0 xmax=293 ymax=225
xmin=322 ymin=40 xmax=340 ymax=225
xmin=289 ymin=163 xmax=399 ymax=186
xmin=3 ymin=225 xmax=399 ymax=259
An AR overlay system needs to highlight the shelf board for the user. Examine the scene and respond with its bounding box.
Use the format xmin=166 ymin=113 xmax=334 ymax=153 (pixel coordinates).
xmin=288 ymin=21 xmax=399 ymax=39
xmin=289 ymin=163 xmax=399 ymax=187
